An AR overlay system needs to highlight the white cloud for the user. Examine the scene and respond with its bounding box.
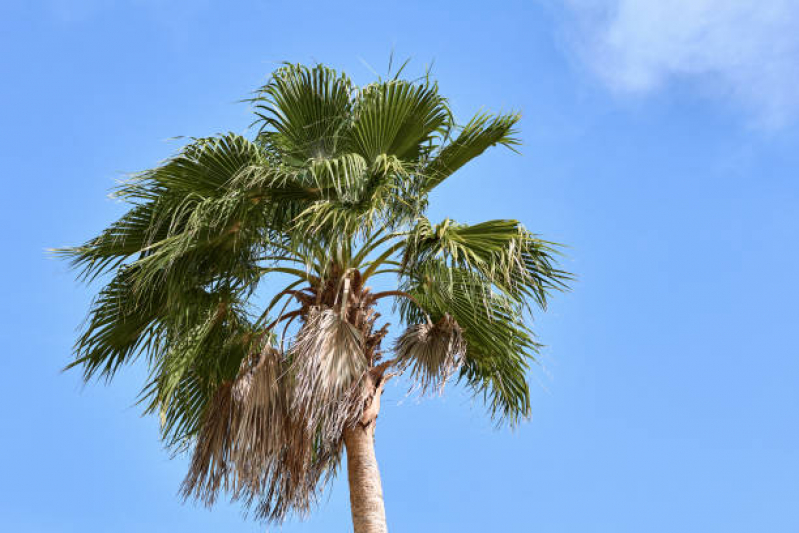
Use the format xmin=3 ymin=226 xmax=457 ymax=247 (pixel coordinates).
xmin=560 ymin=0 xmax=799 ymax=126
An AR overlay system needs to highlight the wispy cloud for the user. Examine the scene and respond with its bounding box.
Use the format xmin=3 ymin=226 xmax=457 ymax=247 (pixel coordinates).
xmin=559 ymin=0 xmax=799 ymax=127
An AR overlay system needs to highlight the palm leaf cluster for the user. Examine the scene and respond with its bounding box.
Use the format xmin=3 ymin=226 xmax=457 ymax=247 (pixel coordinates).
xmin=58 ymin=63 xmax=569 ymax=524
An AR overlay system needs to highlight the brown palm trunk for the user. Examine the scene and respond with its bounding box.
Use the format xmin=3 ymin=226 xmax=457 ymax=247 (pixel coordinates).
xmin=343 ymin=377 xmax=388 ymax=533
xmin=343 ymin=423 xmax=387 ymax=533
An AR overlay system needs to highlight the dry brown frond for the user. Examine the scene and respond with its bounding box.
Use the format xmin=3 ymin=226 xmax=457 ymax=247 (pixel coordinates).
xmin=182 ymin=313 xmax=375 ymax=525
xmin=289 ymin=306 xmax=368 ymax=442
xmin=395 ymin=314 xmax=466 ymax=395
xmin=181 ymin=380 xmax=236 ymax=506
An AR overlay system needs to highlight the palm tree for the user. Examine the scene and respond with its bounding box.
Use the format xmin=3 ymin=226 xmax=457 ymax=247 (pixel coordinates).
xmin=58 ymin=63 xmax=569 ymax=532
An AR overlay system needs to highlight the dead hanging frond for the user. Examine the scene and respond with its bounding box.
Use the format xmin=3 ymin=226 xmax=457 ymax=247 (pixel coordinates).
xmin=289 ymin=306 xmax=368 ymax=443
xmin=181 ymin=344 xmax=349 ymax=524
xmin=395 ymin=313 xmax=465 ymax=395
xmin=236 ymin=343 xmax=338 ymax=524
xmin=181 ymin=380 xmax=236 ymax=506
xmin=230 ymin=346 xmax=285 ymax=490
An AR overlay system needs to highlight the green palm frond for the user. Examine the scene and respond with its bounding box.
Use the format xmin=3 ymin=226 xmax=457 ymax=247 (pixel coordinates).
xmin=398 ymin=263 xmax=540 ymax=425
xmin=67 ymin=266 xmax=167 ymax=380
xmin=253 ymin=63 xmax=354 ymax=162
xmin=348 ymin=78 xmax=451 ymax=161
xmin=402 ymin=217 xmax=570 ymax=309
xmin=422 ymin=112 xmax=521 ymax=193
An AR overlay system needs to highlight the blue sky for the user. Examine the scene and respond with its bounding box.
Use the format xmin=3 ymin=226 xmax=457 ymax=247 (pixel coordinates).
xmin=2 ymin=1 xmax=798 ymax=531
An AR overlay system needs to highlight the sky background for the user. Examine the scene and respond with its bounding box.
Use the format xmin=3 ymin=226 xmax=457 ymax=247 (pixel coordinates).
xmin=2 ymin=1 xmax=798 ymax=532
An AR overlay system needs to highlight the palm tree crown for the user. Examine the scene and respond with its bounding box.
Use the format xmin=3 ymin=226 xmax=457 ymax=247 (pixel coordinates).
xmin=59 ymin=63 xmax=569 ymax=526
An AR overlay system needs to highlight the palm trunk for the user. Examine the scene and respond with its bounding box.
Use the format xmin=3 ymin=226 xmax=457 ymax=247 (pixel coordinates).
xmin=343 ymin=422 xmax=388 ymax=533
